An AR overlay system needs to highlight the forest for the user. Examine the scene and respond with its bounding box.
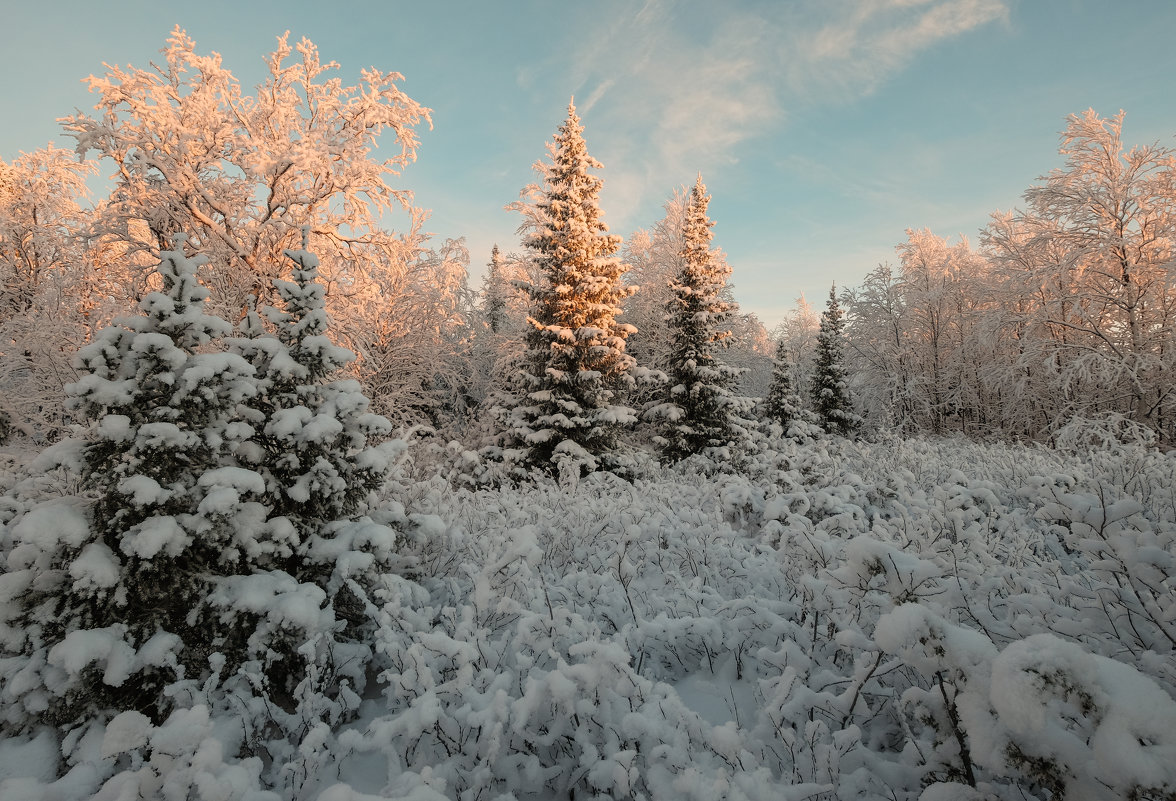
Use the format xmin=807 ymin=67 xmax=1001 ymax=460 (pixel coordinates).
xmin=1 ymin=29 xmax=1174 ymax=801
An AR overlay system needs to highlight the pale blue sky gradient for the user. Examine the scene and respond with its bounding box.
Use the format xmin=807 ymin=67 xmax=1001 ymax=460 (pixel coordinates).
xmin=4 ymin=0 xmax=1176 ymax=327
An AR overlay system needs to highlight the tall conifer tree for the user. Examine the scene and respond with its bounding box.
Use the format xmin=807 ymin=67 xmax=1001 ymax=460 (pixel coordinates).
xmin=810 ymin=284 xmax=860 ymax=436
xmin=648 ymin=176 xmax=748 ymax=462
xmin=499 ymin=101 xmax=637 ymax=477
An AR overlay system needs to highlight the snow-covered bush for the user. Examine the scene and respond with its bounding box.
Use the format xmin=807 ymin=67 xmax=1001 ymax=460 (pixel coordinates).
xmin=4 ymin=411 xmax=1175 ymax=799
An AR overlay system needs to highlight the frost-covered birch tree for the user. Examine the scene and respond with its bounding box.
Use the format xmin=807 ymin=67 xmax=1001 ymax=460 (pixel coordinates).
xmin=621 ymin=188 xmax=690 ymax=378
xmin=0 ymin=147 xmax=97 ymax=440
xmin=984 ymin=110 xmax=1176 ymax=441
xmin=60 ymin=27 xmax=467 ymax=426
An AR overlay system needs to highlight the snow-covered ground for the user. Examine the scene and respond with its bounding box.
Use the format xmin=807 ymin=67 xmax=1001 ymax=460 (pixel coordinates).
xmin=2 ymin=433 xmax=1174 ymax=800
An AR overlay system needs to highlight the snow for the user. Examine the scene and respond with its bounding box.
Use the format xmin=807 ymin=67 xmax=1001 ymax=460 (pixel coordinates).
xmin=47 ymin=626 xmax=138 ymax=686
xmin=100 ymin=711 xmax=153 ymax=758
xmin=10 ymin=500 xmax=91 ymax=551
xmin=119 ymin=514 xmax=189 ymax=559
xmin=4 ymin=433 xmax=1176 ymax=799
xmin=68 ymin=543 xmax=121 ymax=590
xmin=0 ymin=729 xmax=59 ymax=785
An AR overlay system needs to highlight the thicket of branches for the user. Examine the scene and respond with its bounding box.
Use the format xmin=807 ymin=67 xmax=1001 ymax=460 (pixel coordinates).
xmin=845 ymin=111 xmax=1176 ymax=445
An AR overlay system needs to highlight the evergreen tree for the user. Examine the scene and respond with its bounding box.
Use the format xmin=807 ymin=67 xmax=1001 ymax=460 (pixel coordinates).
xmin=0 ymin=231 xmax=404 ymax=743
xmin=222 ymin=227 xmax=401 ymax=715
xmin=647 ymin=175 xmax=749 ymax=462
xmin=6 ymin=234 xmax=264 ymax=727
xmin=231 ymin=227 xmax=393 ymax=548
xmin=764 ymin=339 xmax=805 ymax=432
xmin=499 ymin=101 xmax=637 ymax=477
xmin=482 ymin=244 xmax=507 ymax=334
xmin=810 ymin=284 xmax=860 ymax=436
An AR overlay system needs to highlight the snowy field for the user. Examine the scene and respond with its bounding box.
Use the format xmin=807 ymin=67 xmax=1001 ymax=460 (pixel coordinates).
xmin=2 ymin=431 xmax=1174 ymax=801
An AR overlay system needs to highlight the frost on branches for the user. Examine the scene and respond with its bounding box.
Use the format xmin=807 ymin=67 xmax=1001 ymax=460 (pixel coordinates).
xmin=811 ymin=285 xmax=861 ymax=437
xmin=55 ymin=27 xmax=468 ymax=430
xmin=495 ymin=101 xmax=637 ymax=479
xmin=646 ymin=176 xmax=752 ymax=464
xmin=0 ymin=147 xmax=98 ymax=442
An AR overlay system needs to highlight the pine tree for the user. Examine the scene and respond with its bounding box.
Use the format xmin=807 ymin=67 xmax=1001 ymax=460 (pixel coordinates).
xmin=810 ymin=284 xmax=860 ymax=436
xmin=764 ymin=339 xmax=806 ymax=432
xmin=8 ymin=234 xmax=264 ymax=727
xmin=224 ymin=227 xmax=400 ymax=712
xmin=482 ymin=244 xmax=507 ymax=334
xmin=499 ymin=101 xmax=637 ymax=478
xmin=647 ymin=175 xmax=749 ymax=462
xmin=231 ymin=227 xmax=395 ymax=556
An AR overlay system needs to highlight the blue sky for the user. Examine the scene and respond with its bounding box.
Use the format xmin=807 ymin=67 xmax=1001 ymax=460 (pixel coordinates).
xmin=4 ymin=0 xmax=1176 ymax=328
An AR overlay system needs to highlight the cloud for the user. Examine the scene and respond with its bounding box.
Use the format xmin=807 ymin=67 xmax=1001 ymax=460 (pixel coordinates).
xmin=545 ymin=0 xmax=1008 ymax=232
xmin=783 ymin=0 xmax=1010 ymax=99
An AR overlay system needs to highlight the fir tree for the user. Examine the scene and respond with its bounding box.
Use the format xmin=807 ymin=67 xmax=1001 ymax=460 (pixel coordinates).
xmin=482 ymin=244 xmax=507 ymax=334
xmin=9 ymin=234 xmax=264 ymax=727
xmin=499 ymin=101 xmax=637 ymax=477
xmin=810 ymin=284 xmax=860 ymax=436
xmin=764 ymin=339 xmax=805 ymax=432
xmin=647 ymin=175 xmax=749 ymax=462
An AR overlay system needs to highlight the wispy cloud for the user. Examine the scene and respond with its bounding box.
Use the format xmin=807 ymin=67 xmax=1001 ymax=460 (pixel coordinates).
xmin=782 ymin=0 xmax=1010 ymax=99
xmin=545 ymin=0 xmax=1008 ymax=230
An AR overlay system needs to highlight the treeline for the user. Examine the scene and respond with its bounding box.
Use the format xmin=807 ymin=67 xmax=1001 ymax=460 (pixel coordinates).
xmin=844 ymin=111 xmax=1174 ymax=445
xmin=2 ymin=29 xmax=1173 ymax=456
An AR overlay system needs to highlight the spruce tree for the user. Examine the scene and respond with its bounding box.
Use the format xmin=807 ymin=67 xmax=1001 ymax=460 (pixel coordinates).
xmin=500 ymin=101 xmax=637 ymax=477
xmin=235 ymin=228 xmax=392 ymax=539
xmin=810 ymin=284 xmax=860 ymax=436
xmin=6 ymin=234 xmax=263 ymax=727
xmin=647 ymin=175 xmax=749 ymax=462
xmin=225 ymin=227 xmax=400 ymax=712
xmin=764 ymin=339 xmax=805 ymax=432
xmin=482 ymin=244 xmax=507 ymax=334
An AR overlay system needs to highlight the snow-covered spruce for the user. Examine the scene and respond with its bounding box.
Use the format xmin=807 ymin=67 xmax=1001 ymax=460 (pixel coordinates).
xmin=492 ymin=101 xmax=638 ymax=480
xmin=0 ymin=234 xmax=263 ymax=730
xmin=810 ymin=284 xmax=861 ymax=437
xmin=645 ymin=175 xmax=754 ymax=465
xmin=0 ymin=235 xmax=409 ymax=790
xmin=231 ymin=227 xmax=396 ymax=550
xmin=762 ymin=338 xmax=821 ymax=439
xmin=221 ymin=229 xmax=406 ymax=704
